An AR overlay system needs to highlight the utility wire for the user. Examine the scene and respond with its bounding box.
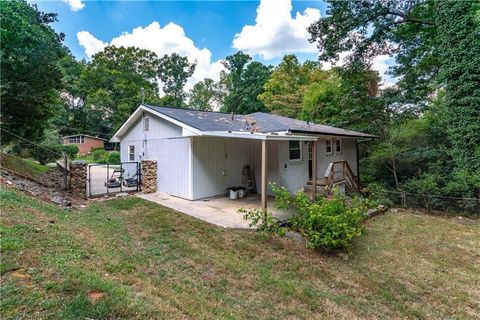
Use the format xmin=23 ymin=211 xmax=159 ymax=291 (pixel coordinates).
xmin=0 ymin=127 xmax=63 ymax=157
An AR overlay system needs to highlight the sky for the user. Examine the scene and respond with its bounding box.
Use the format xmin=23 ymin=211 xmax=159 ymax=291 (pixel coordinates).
xmin=33 ymin=0 xmax=395 ymax=89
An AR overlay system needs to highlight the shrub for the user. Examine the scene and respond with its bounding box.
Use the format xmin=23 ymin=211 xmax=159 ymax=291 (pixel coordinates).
xmin=62 ymin=144 xmax=79 ymax=159
xmin=31 ymin=143 xmax=62 ymax=165
xmin=107 ymin=151 xmax=120 ymax=164
xmin=270 ymin=184 xmax=366 ymax=251
xmin=92 ymin=149 xmax=107 ymax=163
xmin=238 ymin=208 xmax=285 ymax=236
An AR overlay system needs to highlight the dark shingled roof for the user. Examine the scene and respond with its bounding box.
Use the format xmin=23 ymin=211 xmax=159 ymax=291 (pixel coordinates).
xmin=144 ymin=104 xmax=376 ymax=138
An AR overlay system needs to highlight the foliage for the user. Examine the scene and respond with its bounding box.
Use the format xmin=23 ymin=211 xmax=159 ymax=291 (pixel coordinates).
xmin=107 ymin=151 xmax=120 ymax=164
xmin=78 ymin=46 xmax=160 ymax=135
xmin=435 ymin=0 xmax=480 ymax=175
xmin=158 ymin=53 xmax=196 ymax=108
xmin=270 ymin=184 xmax=366 ymax=251
xmin=31 ymin=142 xmax=62 ymax=165
xmin=259 ymin=55 xmax=316 ymax=118
xmin=220 ymin=51 xmax=272 ymax=114
xmin=62 ymin=144 xmax=79 ymax=159
xmin=92 ymin=149 xmax=108 ymax=164
xmin=188 ymin=78 xmax=219 ymax=111
xmin=237 ymin=208 xmax=285 ymax=237
xmin=0 ymin=0 xmax=66 ymax=145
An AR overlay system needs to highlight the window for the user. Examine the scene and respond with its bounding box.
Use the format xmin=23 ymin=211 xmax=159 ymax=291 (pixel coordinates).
xmin=144 ymin=116 xmax=149 ymax=132
xmin=335 ymin=139 xmax=342 ymax=154
xmin=128 ymin=145 xmax=135 ymax=161
xmin=289 ymin=140 xmax=302 ymax=161
xmin=325 ymin=139 xmax=332 ymax=154
xmin=68 ymin=135 xmax=84 ymax=144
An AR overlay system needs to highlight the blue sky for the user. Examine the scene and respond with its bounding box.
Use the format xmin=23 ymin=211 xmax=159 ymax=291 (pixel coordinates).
xmin=33 ymin=0 xmax=393 ymax=87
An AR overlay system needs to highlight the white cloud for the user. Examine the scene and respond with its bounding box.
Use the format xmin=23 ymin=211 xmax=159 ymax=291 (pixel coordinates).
xmin=232 ymin=0 xmax=320 ymax=60
xmin=77 ymin=31 xmax=107 ymax=57
xmin=77 ymin=22 xmax=224 ymax=91
xmin=63 ymin=0 xmax=85 ymax=11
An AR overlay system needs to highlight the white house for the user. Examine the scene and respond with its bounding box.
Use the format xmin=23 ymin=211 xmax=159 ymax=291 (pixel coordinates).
xmin=111 ymin=104 xmax=376 ymax=210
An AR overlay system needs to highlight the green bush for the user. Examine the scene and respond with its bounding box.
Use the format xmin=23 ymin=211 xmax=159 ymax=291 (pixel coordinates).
xmin=271 ymin=184 xmax=366 ymax=251
xmin=62 ymin=144 xmax=79 ymax=159
xmin=92 ymin=149 xmax=107 ymax=163
xmin=238 ymin=208 xmax=285 ymax=236
xmin=107 ymin=151 xmax=120 ymax=164
xmin=31 ymin=143 xmax=62 ymax=165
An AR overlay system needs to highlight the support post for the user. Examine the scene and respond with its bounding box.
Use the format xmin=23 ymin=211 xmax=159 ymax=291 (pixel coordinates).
xmin=312 ymin=140 xmax=318 ymax=201
xmin=63 ymin=152 xmax=68 ymax=190
xmin=261 ymin=139 xmax=267 ymax=212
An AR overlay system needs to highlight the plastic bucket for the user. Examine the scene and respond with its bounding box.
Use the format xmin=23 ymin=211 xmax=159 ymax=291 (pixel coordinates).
xmin=229 ymin=189 xmax=238 ymax=200
xmin=238 ymin=189 xmax=245 ymax=198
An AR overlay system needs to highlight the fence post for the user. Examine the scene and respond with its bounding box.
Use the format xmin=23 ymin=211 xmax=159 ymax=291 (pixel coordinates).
xmin=141 ymin=160 xmax=157 ymax=193
xmin=63 ymin=152 xmax=68 ymax=190
xmin=69 ymin=161 xmax=87 ymax=198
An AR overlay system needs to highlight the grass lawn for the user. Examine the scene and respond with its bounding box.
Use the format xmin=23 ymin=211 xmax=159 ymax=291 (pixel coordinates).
xmin=0 ymin=154 xmax=52 ymax=181
xmin=1 ymin=186 xmax=479 ymax=319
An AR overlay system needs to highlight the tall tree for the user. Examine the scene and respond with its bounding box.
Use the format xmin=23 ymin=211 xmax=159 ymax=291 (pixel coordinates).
xmin=435 ymin=0 xmax=480 ymax=174
xmin=259 ymin=55 xmax=315 ymax=118
xmin=0 ymin=0 xmax=66 ymax=144
xmin=158 ymin=53 xmax=196 ymax=108
xmin=188 ymin=78 xmax=219 ymax=111
xmin=220 ymin=52 xmax=271 ymax=114
xmin=79 ymin=46 xmax=159 ymax=134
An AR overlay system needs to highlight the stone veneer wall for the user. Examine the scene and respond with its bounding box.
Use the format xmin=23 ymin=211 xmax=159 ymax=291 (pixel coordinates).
xmin=69 ymin=161 xmax=87 ymax=198
xmin=141 ymin=160 xmax=157 ymax=193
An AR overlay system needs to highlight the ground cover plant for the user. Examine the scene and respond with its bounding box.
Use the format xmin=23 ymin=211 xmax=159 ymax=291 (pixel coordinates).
xmin=1 ymin=186 xmax=479 ymax=319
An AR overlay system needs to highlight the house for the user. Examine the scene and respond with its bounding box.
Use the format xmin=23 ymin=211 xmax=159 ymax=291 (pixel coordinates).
xmin=110 ymin=104 xmax=376 ymax=210
xmin=61 ymin=134 xmax=107 ymax=155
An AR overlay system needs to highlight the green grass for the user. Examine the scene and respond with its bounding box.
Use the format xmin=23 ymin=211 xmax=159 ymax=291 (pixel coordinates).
xmin=1 ymin=186 xmax=479 ymax=319
xmin=0 ymin=154 xmax=52 ymax=180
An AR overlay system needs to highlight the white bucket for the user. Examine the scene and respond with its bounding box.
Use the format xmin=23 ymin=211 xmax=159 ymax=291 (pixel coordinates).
xmin=238 ymin=189 xmax=245 ymax=198
xmin=229 ymin=189 xmax=238 ymax=200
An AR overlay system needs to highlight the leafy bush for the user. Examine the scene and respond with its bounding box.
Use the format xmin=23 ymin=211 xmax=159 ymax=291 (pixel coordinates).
xmin=271 ymin=184 xmax=366 ymax=251
xmin=62 ymin=144 xmax=79 ymax=159
xmin=107 ymin=151 xmax=120 ymax=164
xmin=31 ymin=143 xmax=62 ymax=165
xmin=238 ymin=208 xmax=285 ymax=236
xmin=92 ymin=149 xmax=107 ymax=163
xmin=365 ymin=182 xmax=394 ymax=207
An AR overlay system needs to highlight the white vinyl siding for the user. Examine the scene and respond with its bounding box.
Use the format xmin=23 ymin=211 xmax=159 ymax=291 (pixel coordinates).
xmin=191 ymin=137 xmax=251 ymax=200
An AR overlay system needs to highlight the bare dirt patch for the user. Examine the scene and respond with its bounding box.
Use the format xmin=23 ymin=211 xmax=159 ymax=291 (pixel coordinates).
xmin=88 ymin=291 xmax=106 ymax=304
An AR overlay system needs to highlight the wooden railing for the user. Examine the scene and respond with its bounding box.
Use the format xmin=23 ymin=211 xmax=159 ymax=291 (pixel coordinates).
xmin=323 ymin=160 xmax=359 ymax=194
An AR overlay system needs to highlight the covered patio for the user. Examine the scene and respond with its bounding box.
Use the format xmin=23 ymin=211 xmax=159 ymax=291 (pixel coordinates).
xmin=139 ymin=192 xmax=297 ymax=229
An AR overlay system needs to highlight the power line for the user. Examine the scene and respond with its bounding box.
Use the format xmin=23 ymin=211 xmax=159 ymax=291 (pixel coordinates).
xmin=0 ymin=127 xmax=63 ymax=156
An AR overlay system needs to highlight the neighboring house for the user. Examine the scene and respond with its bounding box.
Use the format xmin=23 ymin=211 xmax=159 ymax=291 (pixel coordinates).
xmin=111 ymin=104 xmax=376 ymax=210
xmin=61 ymin=134 xmax=107 ymax=155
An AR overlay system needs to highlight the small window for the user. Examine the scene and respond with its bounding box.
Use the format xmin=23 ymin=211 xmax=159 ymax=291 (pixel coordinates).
xmin=69 ymin=137 xmax=75 ymax=143
xmin=288 ymin=140 xmax=302 ymax=161
xmin=326 ymin=139 xmax=332 ymax=154
xmin=128 ymin=145 xmax=135 ymax=162
xmin=144 ymin=117 xmax=149 ymax=132
xmin=80 ymin=136 xmax=84 ymax=144
xmin=335 ymin=139 xmax=342 ymax=154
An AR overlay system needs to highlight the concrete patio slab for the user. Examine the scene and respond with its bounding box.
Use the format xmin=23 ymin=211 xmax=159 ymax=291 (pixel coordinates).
xmin=138 ymin=192 xmax=295 ymax=229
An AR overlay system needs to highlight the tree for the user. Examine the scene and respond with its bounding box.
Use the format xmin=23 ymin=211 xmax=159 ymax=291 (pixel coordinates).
xmin=220 ymin=52 xmax=271 ymax=114
xmin=158 ymin=53 xmax=196 ymax=108
xmin=259 ymin=55 xmax=315 ymax=118
xmin=435 ymin=0 xmax=480 ymax=174
xmin=188 ymin=78 xmax=218 ymax=111
xmin=78 ymin=46 xmax=160 ymax=134
xmin=0 ymin=0 xmax=66 ymax=145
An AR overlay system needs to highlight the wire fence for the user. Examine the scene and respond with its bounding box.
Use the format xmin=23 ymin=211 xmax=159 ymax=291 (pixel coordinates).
xmin=373 ymin=189 xmax=480 ymax=216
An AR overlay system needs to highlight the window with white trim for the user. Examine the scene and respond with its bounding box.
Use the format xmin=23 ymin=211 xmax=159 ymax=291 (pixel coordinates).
xmin=144 ymin=116 xmax=149 ymax=132
xmin=68 ymin=135 xmax=84 ymax=144
xmin=335 ymin=139 xmax=342 ymax=154
xmin=325 ymin=139 xmax=332 ymax=154
xmin=128 ymin=145 xmax=135 ymax=162
xmin=288 ymin=140 xmax=302 ymax=161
